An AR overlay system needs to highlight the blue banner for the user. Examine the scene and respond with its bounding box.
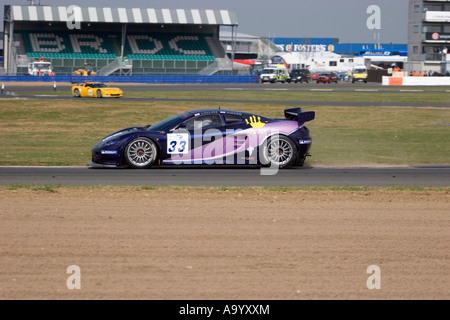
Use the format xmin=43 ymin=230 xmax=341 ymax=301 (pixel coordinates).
xmin=0 ymin=75 xmax=260 ymax=84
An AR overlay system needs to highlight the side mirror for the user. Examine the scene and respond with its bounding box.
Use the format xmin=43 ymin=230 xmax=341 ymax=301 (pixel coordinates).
xmin=170 ymin=123 xmax=188 ymax=132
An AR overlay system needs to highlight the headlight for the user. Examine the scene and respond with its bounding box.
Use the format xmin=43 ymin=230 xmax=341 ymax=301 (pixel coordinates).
xmin=101 ymin=132 xmax=125 ymax=146
xmin=103 ymin=139 xmax=118 ymax=146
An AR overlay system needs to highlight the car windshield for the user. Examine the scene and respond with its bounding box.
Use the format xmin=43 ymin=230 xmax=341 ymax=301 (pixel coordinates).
xmin=90 ymin=83 xmax=108 ymax=88
xmin=147 ymin=113 xmax=188 ymax=131
xmin=33 ymin=63 xmax=51 ymax=69
xmin=262 ymin=69 xmax=275 ymax=74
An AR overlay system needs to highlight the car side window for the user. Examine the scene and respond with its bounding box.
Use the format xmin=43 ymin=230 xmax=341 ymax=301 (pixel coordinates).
xmin=224 ymin=114 xmax=244 ymax=125
xmin=185 ymin=114 xmax=223 ymax=131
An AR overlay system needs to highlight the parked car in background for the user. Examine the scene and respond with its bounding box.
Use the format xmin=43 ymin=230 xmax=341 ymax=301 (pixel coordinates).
xmin=337 ymin=72 xmax=350 ymax=81
xmin=287 ymin=69 xmax=311 ymax=83
xmin=73 ymin=63 xmax=96 ymax=76
xmin=310 ymin=72 xmax=321 ymax=81
xmin=352 ymin=65 xmax=368 ymax=83
xmin=260 ymin=66 xmax=290 ymax=83
xmin=316 ymin=72 xmax=339 ymax=84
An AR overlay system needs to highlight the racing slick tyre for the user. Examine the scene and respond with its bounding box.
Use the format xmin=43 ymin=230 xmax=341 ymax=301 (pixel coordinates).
xmin=260 ymin=135 xmax=297 ymax=169
xmin=96 ymin=90 xmax=103 ymax=98
xmin=124 ymin=137 xmax=158 ymax=169
xmin=73 ymin=89 xmax=81 ymax=98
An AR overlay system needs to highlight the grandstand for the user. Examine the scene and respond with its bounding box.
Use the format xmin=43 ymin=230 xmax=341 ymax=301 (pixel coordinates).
xmin=2 ymin=5 xmax=238 ymax=75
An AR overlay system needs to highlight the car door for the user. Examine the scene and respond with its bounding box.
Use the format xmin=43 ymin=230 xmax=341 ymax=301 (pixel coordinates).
xmin=221 ymin=113 xmax=255 ymax=164
xmin=169 ymin=113 xmax=225 ymax=164
xmin=80 ymin=83 xmax=90 ymax=97
xmin=332 ymin=73 xmax=338 ymax=82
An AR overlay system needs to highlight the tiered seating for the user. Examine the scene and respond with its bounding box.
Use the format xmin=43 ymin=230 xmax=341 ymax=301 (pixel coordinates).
xmin=16 ymin=30 xmax=218 ymax=75
xmin=69 ymin=34 xmax=109 ymax=55
xmin=126 ymin=33 xmax=215 ymax=61
xmin=127 ymin=35 xmax=164 ymax=54
xmin=18 ymin=31 xmax=117 ymax=59
xmin=169 ymin=36 xmax=206 ymax=55
xmin=18 ymin=30 xmax=215 ymax=61
xmin=28 ymin=33 xmax=66 ymax=53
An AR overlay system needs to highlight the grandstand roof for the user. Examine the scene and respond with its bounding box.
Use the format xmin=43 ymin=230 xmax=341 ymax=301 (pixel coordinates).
xmin=5 ymin=5 xmax=238 ymax=26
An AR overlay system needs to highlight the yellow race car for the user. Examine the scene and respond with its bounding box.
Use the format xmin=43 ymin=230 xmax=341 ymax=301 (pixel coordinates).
xmin=72 ymin=82 xmax=123 ymax=98
xmin=73 ymin=63 xmax=96 ymax=76
xmin=72 ymin=68 xmax=97 ymax=76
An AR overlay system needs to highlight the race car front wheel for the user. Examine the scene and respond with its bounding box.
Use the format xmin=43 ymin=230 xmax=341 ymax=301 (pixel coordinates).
xmin=96 ymin=90 xmax=103 ymax=98
xmin=260 ymin=135 xmax=297 ymax=168
xmin=124 ymin=138 xmax=158 ymax=169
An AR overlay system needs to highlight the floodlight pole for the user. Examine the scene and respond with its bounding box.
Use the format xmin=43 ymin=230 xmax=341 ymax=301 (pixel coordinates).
xmin=7 ymin=21 xmax=15 ymax=75
xmin=3 ymin=23 xmax=9 ymax=75
xmin=121 ymin=24 xmax=127 ymax=59
xmin=231 ymin=25 xmax=237 ymax=74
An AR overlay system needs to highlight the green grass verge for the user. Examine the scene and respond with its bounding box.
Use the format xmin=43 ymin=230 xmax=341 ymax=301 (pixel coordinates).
xmin=17 ymin=89 xmax=450 ymax=104
xmin=0 ymin=95 xmax=449 ymax=166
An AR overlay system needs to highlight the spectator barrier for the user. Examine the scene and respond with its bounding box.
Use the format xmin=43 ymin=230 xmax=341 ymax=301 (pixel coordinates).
xmin=0 ymin=75 xmax=259 ymax=84
xmin=382 ymin=76 xmax=450 ymax=86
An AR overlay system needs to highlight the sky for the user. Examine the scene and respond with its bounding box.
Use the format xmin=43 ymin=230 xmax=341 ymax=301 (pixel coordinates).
xmin=1 ymin=0 xmax=410 ymax=43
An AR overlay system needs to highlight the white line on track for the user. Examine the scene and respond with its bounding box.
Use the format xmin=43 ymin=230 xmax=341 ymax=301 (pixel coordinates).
xmin=310 ymin=89 xmax=334 ymax=92
xmin=399 ymin=90 xmax=424 ymax=92
xmin=1 ymin=166 xmax=86 ymax=169
xmin=2 ymin=165 xmax=443 ymax=169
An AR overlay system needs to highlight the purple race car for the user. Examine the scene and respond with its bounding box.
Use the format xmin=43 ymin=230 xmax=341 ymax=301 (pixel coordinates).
xmin=88 ymin=108 xmax=315 ymax=169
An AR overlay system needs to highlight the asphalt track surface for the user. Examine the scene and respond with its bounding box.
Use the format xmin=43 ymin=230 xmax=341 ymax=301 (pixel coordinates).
xmin=1 ymin=82 xmax=449 ymax=187
xmin=1 ymin=166 xmax=449 ymax=187
xmin=2 ymin=82 xmax=450 ymax=108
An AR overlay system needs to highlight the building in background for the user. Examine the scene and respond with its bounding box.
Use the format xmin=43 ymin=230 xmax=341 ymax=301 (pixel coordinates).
xmin=219 ymin=33 xmax=408 ymax=75
xmin=2 ymin=4 xmax=238 ymax=76
xmin=269 ymin=37 xmax=407 ymax=72
xmin=408 ymin=0 xmax=450 ymax=74
xmin=0 ymin=32 xmax=4 ymax=73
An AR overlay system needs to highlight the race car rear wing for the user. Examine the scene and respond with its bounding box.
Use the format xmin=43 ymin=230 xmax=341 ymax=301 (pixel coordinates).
xmin=284 ymin=108 xmax=315 ymax=124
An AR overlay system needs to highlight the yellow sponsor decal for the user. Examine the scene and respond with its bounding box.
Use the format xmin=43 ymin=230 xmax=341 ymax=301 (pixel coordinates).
xmin=245 ymin=116 xmax=266 ymax=128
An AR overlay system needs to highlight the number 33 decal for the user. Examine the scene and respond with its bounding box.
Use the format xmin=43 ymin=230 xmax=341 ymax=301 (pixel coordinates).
xmin=167 ymin=133 xmax=189 ymax=154
xmin=168 ymin=140 xmax=186 ymax=153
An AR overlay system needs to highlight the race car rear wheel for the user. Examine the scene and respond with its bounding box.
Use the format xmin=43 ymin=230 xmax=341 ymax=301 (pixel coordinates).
xmin=124 ymin=138 xmax=158 ymax=169
xmin=74 ymin=89 xmax=80 ymax=98
xmin=261 ymin=135 xmax=297 ymax=168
